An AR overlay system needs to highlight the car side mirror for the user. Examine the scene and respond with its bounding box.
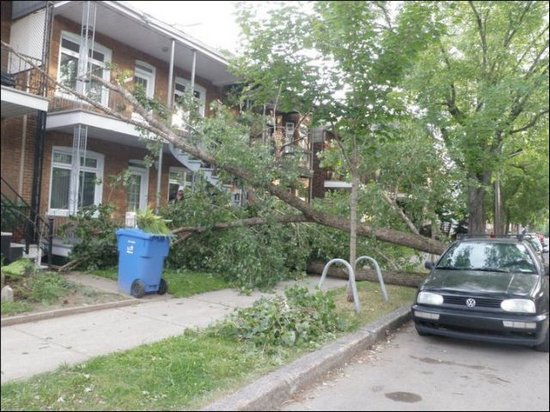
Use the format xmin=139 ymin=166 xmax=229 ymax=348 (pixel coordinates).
xmin=424 ymin=261 xmax=434 ymax=270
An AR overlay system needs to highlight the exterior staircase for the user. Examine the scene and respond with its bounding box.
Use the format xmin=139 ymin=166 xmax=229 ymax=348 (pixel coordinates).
xmin=1 ymin=177 xmax=52 ymax=267
xmin=168 ymin=143 xmax=231 ymax=190
xmin=1 ymin=232 xmax=46 ymax=267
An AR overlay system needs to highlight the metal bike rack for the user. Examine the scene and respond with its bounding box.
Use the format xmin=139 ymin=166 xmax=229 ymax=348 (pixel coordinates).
xmin=318 ymin=258 xmax=361 ymax=313
xmin=356 ymin=256 xmax=388 ymax=302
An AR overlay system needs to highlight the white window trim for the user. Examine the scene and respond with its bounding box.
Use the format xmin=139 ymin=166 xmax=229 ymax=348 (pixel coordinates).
xmin=55 ymin=31 xmax=112 ymax=106
xmin=174 ymin=76 xmax=206 ymax=116
xmin=48 ymin=146 xmax=104 ymax=217
xmin=127 ymin=164 xmax=149 ymax=212
xmin=168 ymin=166 xmax=193 ymax=200
xmin=134 ymin=60 xmax=156 ymax=98
xmin=132 ymin=61 xmax=156 ymax=122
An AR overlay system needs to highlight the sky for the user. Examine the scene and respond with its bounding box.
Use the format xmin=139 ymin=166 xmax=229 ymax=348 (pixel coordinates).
xmin=127 ymin=1 xmax=242 ymax=54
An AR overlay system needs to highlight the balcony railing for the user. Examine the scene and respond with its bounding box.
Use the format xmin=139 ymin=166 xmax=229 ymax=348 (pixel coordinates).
xmin=1 ymin=45 xmax=47 ymax=97
xmin=48 ymin=85 xmax=133 ymax=118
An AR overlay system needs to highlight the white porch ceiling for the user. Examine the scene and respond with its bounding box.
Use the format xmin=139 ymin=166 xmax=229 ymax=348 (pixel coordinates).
xmin=53 ymin=1 xmax=238 ymax=87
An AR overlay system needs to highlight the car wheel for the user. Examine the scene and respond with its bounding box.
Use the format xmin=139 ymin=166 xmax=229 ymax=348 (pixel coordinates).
xmin=158 ymin=278 xmax=168 ymax=295
xmin=131 ymin=279 xmax=145 ymax=298
xmin=534 ymin=328 xmax=549 ymax=353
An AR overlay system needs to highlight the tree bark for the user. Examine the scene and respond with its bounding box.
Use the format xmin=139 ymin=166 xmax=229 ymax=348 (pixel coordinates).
xmin=467 ymin=172 xmax=491 ymax=235
xmin=307 ymin=261 xmax=427 ymax=288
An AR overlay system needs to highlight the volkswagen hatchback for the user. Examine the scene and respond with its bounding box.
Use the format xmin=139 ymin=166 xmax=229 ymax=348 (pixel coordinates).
xmin=412 ymin=236 xmax=549 ymax=352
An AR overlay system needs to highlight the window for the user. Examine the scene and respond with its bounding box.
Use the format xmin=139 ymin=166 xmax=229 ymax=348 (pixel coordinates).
xmin=172 ymin=77 xmax=206 ymax=128
xmin=57 ymin=31 xmax=111 ymax=105
xmin=49 ymin=147 xmax=104 ymax=216
xmin=284 ymin=122 xmax=295 ymax=153
xmin=132 ymin=61 xmax=156 ymax=122
xmin=134 ymin=61 xmax=156 ymax=98
xmin=168 ymin=167 xmax=193 ymax=201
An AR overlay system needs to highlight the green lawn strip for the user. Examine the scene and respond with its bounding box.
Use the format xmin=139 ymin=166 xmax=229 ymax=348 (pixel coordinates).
xmin=0 ymin=282 xmax=416 ymax=411
xmin=0 ymin=301 xmax=33 ymax=315
xmin=1 ymin=272 xmax=89 ymax=317
xmin=91 ymin=268 xmax=230 ymax=297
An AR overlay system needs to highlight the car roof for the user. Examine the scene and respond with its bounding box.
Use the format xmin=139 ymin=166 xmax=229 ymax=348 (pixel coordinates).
xmin=456 ymin=236 xmax=524 ymax=243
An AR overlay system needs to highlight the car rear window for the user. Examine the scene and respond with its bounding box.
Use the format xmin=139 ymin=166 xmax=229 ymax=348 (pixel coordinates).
xmin=436 ymin=241 xmax=537 ymax=273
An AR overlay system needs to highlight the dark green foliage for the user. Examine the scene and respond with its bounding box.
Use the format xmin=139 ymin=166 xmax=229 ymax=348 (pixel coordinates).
xmin=61 ymin=204 xmax=119 ymax=271
xmin=210 ymin=286 xmax=348 ymax=351
xmin=162 ymin=184 xmax=311 ymax=291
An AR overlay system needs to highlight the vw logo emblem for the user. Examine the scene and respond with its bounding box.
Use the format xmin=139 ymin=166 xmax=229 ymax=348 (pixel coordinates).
xmin=466 ymin=298 xmax=476 ymax=308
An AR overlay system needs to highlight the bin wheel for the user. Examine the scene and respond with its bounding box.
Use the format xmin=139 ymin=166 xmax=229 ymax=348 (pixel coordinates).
xmin=131 ymin=279 xmax=145 ymax=298
xmin=158 ymin=278 xmax=168 ymax=295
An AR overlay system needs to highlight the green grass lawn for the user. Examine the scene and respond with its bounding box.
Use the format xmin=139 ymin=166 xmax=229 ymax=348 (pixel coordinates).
xmin=0 ymin=281 xmax=416 ymax=411
xmin=91 ymin=267 xmax=231 ymax=297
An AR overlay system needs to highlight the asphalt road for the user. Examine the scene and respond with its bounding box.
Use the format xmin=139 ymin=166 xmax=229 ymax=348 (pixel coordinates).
xmin=280 ymin=321 xmax=549 ymax=411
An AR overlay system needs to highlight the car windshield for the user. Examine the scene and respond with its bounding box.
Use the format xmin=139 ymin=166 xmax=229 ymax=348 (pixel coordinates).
xmin=436 ymin=241 xmax=537 ymax=274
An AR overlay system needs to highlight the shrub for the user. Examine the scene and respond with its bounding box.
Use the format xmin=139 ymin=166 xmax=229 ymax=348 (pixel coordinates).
xmin=211 ymin=286 xmax=348 ymax=351
xmin=61 ymin=204 xmax=119 ymax=270
xmin=1 ymin=258 xmax=34 ymax=278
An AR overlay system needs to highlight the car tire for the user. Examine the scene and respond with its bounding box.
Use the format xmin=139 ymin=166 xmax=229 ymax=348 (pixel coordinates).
xmin=534 ymin=328 xmax=549 ymax=353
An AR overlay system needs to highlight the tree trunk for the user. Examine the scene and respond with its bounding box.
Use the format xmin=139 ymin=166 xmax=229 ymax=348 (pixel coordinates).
xmin=307 ymin=261 xmax=426 ymax=288
xmin=347 ymin=147 xmax=359 ymax=301
xmin=467 ymin=172 xmax=491 ymax=235
xmin=493 ymin=178 xmax=506 ymax=235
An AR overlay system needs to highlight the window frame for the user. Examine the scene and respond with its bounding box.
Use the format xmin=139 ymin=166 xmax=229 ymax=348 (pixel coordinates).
xmin=168 ymin=166 xmax=193 ymax=201
xmin=48 ymin=146 xmax=104 ymax=217
xmin=56 ymin=31 xmax=112 ymax=106
xmin=134 ymin=60 xmax=156 ymax=99
xmin=126 ymin=163 xmax=150 ymax=212
xmin=172 ymin=77 xmax=207 ymax=127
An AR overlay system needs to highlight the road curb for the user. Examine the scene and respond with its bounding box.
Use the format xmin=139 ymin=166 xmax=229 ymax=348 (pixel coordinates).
xmin=202 ymin=305 xmax=412 ymax=411
xmin=0 ymin=298 xmax=139 ymax=327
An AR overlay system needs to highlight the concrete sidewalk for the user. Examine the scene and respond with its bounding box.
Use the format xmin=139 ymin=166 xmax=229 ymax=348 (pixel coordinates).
xmin=0 ymin=274 xmax=348 ymax=384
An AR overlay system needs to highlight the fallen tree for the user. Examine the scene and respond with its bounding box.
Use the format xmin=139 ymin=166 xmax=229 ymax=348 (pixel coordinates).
xmin=306 ymin=261 xmax=427 ymax=288
xmin=4 ymin=42 xmax=447 ymax=256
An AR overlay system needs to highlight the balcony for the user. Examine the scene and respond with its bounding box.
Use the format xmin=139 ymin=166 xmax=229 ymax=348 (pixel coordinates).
xmin=0 ymin=45 xmax=49 ymax=118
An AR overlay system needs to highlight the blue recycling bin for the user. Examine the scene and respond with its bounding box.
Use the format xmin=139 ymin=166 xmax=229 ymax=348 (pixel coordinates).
xmin=116 ymin=228 xmax=170 ymax=298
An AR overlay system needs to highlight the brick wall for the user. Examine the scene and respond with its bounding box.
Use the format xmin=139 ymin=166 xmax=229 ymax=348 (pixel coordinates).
xmin=0 ymin=114 xmax=39 ymax=204
xmin=311 ymin=139 xmax=327 ymax=199
xmin=1 ymin=1 xmax=11 ymax=44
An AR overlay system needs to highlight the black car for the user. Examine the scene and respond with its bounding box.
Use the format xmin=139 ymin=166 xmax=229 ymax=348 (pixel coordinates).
xmin=412 ymin=235 xmax=549 ymax=352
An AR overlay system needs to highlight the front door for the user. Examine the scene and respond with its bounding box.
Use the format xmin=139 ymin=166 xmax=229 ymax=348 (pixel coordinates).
xmin=127 ymin=166 xmax=149 ymax=212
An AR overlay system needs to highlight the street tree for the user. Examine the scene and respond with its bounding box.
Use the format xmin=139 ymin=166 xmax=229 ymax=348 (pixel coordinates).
xmin=232 ymin=1 xmax=456 ymax=295
xmin=406 ymin=0 xmax=549 ymax=234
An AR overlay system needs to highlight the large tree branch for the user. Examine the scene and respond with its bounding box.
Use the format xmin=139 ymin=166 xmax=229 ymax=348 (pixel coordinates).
xmin=512 ymin=24 xmax=549 ymax=74
xmin=509 ymin=109 xmax=550 ymax=134
xmin=172 ymin=215 xmax=309 ymax=236
xmin=380 ymin=191 xmax=420 ymax=235
xmin=468 ymin=1 xmax=488 ymax=72
xmin=438 ymin=43 xmax=466 ymax=124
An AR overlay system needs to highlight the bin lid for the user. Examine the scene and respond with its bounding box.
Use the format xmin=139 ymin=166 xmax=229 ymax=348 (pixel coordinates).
xmin=116 ymin=228 xmax=171 ymax=240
